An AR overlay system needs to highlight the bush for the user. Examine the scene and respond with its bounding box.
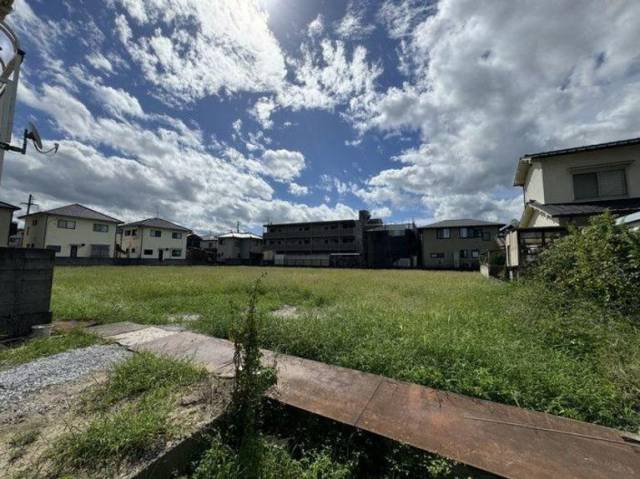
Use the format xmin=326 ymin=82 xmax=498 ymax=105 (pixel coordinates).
xmin=531 ymin=213 xmax=640 ymax=316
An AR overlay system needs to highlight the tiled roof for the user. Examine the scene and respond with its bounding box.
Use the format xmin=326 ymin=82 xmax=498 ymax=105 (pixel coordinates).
xmin=0 ymin=200 xmax=19 ymax=210
xmin=530 ymin=197 xmax=640 ymax=217
xmin=524 ymin=137 xmax=640 ymax=160
xmin=18 ymin=203 xmax=121 ymax=222
xmin=419 ymin=219 xmax=504 ymax=229
xmin=121 ymin=217 xmax=191 ymax=232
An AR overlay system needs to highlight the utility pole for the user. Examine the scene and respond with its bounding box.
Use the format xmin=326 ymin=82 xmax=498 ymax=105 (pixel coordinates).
xmin=236 ymin=221 xmax=240 ymax=233
xmin=20 ymin=193 xmax=37 ymax=247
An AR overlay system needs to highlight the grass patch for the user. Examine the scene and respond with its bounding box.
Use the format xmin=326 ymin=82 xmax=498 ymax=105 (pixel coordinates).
xmin=8 ymin=429 xmax=40 ymax=462
xmin=0 ymin=329 xmax=100 ymax=369
xmin=52 ymin=266 xmax=640 ymax=430
xmin=54 ymin=391 xmax=172 ymax=474
xmin=52 ymin=352 xmax=209 ymax=475
xmin=89 ymin=351 xmax=208 ymax=409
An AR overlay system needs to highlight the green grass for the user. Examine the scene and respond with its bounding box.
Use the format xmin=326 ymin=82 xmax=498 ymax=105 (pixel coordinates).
xmin=0 ymin=328 xmax=100 ymax=369
xmin=53 ymin=352 xmax=208 ymax=475
xmin=51 ymin=266 xmax=640 ymax=430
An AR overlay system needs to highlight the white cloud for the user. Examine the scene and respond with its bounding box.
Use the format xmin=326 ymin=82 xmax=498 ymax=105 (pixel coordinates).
xmin=86 ymin=52 xmax=113 ymax=73
xmin=113 ymin=0 xmax=287 ymax=104
xmin=334 ymin=2 xmax=375 ymax=40
xmin=307 ymin=14 xmax=324 ymax=37
xmin=354 ymin=0 xmax=640 ymax=221
xmin=250 ymin=96 xmax=276 ymax=129
xmin=371 ymin=206 xmax=392 ymax=218
xmin=288 ymin=183 xmax=309 ymax=196
xmin=261 ymin=149 xmax=306 ymax=181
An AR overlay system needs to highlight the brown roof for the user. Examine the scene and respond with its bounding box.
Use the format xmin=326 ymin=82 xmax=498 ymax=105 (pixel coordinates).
xmin=18 ymin=203 xmax=121 ymax=223
xmin=121 ymin=217 xmax=191 ymax=232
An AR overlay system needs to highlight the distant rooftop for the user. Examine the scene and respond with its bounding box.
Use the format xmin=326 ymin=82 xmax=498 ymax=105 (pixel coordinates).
xmin=121 ymin=217 xmax=191 ymax=232
xmin=218 ymin=232 xmax=262 ymax=240
xmin=419 ymin=219 xmax=504 ymax=229
xmin=18 ymin=203 xmax=121 ymax=223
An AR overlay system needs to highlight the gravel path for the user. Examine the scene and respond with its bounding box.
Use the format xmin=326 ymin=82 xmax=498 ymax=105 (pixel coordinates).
xmin=0 ymin=345 xmax=131 ymax=414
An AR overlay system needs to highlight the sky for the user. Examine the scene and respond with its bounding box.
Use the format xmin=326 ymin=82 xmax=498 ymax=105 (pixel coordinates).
xmin=0 ymin=0 xmax=639 ymax=234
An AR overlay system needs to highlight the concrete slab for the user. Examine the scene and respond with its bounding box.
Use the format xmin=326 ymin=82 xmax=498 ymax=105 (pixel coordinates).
xmin=87 ymin=322 xmax=148 ymax=338
xmin=111 ymin=327 xmax=177 ymax=347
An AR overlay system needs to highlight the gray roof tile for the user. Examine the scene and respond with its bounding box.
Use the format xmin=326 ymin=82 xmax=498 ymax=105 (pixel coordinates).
xmin=419 ymin=219 xmax=504 ymax=229
xmin=19 ymin=203 xmax=121 ymax=222
xmin=122 ymin=217 xmax=191 ymax=232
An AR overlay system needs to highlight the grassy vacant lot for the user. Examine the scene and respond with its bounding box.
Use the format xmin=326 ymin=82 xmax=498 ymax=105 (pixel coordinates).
xmin=52 ymin=266 xmax=640 ymax=430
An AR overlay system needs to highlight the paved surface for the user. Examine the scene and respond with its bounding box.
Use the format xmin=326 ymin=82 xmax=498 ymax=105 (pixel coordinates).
xmin=89 ymin=323 xmax=640 ymax=479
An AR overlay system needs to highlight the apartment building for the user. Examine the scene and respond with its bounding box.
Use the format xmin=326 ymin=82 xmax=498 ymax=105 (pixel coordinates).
xmin=117 ymin=217 xmax=190 ymax=261
xmin=263 ymin=210 xmax=381 ymax=267
xmin=20 ymin=203 xmax=122 ymax=258
xmin=506 ymin=137 xmax=640 ymax=273
xmin=420 ymin=219 xmax=504 ymax=270
xmin=0 ymin=200 xmax=19 ymax=247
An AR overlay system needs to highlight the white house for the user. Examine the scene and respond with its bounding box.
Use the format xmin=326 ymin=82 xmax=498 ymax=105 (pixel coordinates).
xmin=506 ymin=137 xmax=640 ymax=273
xmin=0 ymin=200 xmax=19 ymax=247
xmin=117 ymin=217 xmax=190 ymax=261
xmin=217 ymin=232 xmax=263 ymax=264
xmin=20 ymin=203 xmax=122 ymax=257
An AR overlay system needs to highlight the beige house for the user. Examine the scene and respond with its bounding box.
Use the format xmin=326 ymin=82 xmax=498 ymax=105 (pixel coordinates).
xmin=0 ymin=200 xmax=19 ymax=247
xmin=20 ymin=203 xmax=122 ymax=257
xmin=420 ymin=219 xmax=503 ymax=270
xmin=117 ymin=217 xmax=190 ymax=261
xmin=506 ymin=137 xmax=640 ymax=272
xmin=217 ymin=232 xmax=263 ymax=264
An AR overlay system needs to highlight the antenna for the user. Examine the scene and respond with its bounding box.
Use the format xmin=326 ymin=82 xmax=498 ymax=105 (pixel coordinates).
xmin=0 ymin=121 xmax=59 ymax=155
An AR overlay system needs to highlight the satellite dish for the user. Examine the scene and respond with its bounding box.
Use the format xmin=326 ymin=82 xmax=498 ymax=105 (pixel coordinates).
xmin=26 ymin=122 xmax=58 ymax=154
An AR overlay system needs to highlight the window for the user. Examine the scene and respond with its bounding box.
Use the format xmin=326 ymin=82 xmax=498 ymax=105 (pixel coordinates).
xmin=131 ymin=248 xmax=136 ymax=253
xmin=460 ymin=227 xmax=469 ymax=238
xmin=430 ymin=252 xmax=444 ymax=259
xmin=172 ymin=249 xmax=182 ymax=257
xmin=57 ymin=219 xmax=76 ymax=229
xmin=460 ymin=249 xmax=469 ymax=258
xmin=436 ymin=228 xmax=450 ymax=239
xmin=342 ymin=237 xmax=354 ymax=243
xmin=90 ymin=244 xmax=110 ymax=257
xmin=131 ymin=229 xmax=137 ymax=236
xmin=93 ymin=223 xmax=109 ymax=233
xmin=471 ymin=249 xmax=480 ymax=258
xmin=32 ymin=219 xmax=38 ymax=225
xmin=150 ymin=230 xmax=162 ymax=237
xmin=482 ymin=231 xmax=491 ymax=241
xmin=46 ymin=245 xmax=61 ymax=252
xmin=172 ymin=232 xmax=182 ymax=239
xmin=124 ymin=230 xmax=131 ymax=236
xmin=144 ymin=249 xmax=153 ymax=255
xmin=573 ymin=169 xmax=626 ymax=200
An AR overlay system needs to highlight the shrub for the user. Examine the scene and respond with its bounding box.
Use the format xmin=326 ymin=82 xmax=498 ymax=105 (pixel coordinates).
xmin=531 ymin=213 xmax=640 ymax=316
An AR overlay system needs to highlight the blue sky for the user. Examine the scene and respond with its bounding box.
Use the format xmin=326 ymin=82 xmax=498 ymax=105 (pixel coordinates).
xmin=1 ymin=0 xmax=639 ymax=234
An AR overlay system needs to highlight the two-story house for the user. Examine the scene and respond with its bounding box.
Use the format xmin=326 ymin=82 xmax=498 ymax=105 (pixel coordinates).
xmin=420 ymin=219 xmax=504 ymax=270
xmin=117 ymin=217 xmax=191 ymax=262
xmin=506 ymin=137 xmax=640 ymax=274
xmin=20 ymin=203 xmax=122 ymax=257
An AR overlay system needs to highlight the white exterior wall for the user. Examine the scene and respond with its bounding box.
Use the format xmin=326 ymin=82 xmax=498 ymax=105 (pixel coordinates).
xmin=0 ymin=208 xmax=13 ymax=246
xmin=523 ymin=162 xmax=545 ymax=204
xmin=527 ymin=209 xmax=561 ymax=228
xmin=23 ymin=214 xmax=118 ymax=257
xmin=117 ymin=226 xmax=187 ymax=259
xmin=534 ymin=145 xmax=640 ymax=204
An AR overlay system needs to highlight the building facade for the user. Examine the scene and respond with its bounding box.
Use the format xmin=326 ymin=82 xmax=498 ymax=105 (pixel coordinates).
xmin=20 ymin=204 xmax=122 ymax=258
xmin=0 ymin=200 xmax=19 ymax=247
xmin=420 ymin=220 xmax=503 ymax=270
xmin=217 ymin=232 xmax=262 ymax=264
xmin=364 ymin=223 xmax=420 ymax=268
xmin=507 ymin=137 xmax=640 ymax=273
xmin=117 ymin=218 xmax=190 ymax=261
xmin=263 ymin=210 xmax=381 ymax=267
